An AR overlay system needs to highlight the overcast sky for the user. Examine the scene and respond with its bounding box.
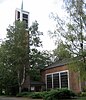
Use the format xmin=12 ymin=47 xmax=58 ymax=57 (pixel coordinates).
xmin=0 ymin=0 xmax=64 ymax=51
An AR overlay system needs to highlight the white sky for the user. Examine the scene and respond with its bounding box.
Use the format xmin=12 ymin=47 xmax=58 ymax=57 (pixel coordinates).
xmin=0 ymin=0 xmax=64 ymax=51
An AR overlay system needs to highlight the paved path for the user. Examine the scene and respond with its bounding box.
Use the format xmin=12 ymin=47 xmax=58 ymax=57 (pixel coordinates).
xmin=0 ymin=96 xmax=43 ymax=100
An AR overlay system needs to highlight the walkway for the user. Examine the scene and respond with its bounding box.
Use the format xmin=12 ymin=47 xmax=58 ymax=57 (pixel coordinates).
xmin=0 ymin=96 xmax=43 ymax=100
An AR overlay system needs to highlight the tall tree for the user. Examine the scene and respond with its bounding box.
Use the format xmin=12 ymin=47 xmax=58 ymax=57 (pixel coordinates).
xmin=63 ymin=0 xmax=86 ymax=59
xmin=49 ymin=0 xmax=86 ymax=80
xmin=5 ymin=21 xmax=28 ymax=93
xmin=0 ymin=20 xmax=52 ymax=94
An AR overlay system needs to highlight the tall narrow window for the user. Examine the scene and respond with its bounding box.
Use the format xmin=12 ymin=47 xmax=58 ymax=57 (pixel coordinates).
xmin=22 ymin=13 xmax=28 ymax=29
xmin=53 ymin=73 xmax=59 ymax=88
xmin=60 ymin=72 xmax=68 ymax=88
xmin=47 ymin=75 xmax=52 ymax=89
xmin=17 ymin=11 xmax=20 ymax=20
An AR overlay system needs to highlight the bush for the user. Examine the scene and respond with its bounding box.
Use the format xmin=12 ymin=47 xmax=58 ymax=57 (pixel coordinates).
xmin=79 ymin=92 xmax=86 ymax=97
xmin=29 ymin=92 xmax=43 ymax=99
xmin=44 ymin=90 xmax=59 ymax=100
xmin=57 ymin=88 xmax=76 ymax=99
xmin=44 ymin=88 xmax=76 ymax=100
xmin=16 ymin=92 xmax=30 ymax=97
xmin=16 ymin=89 xmax=76 ymax=100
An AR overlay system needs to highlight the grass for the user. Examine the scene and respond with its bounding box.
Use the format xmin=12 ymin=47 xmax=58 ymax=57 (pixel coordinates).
xmin=76 ymin=97 xmax=86 ymax=100
xmin=66 ymin=97 xmax=86 ymax=100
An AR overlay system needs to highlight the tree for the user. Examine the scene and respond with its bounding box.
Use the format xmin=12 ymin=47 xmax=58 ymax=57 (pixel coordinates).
xmin=29 ymin=21 xmax=43 ymax=47
xmin=5 ymin=20 xmax=44 ymax=93
xmin=28 ymin=21 xmax=53 ymax=84
xmin=63 ymin=0 xmax=86 ymax=59
xmin=0 ymin=20 xmax=52 ymax=94
xmin=29 ymin=50 xmax=53 ymax=81
xmin=0 ymin=21 xmax=40 ymax=93
xmin=53 ymin=41 xmax=71 ymax=61
xmin=2 ymin=21 xmax=28 ymax=93
xmin=0 ymin=42 xmax=18 ymax=95
xmin=49 ymin=0 xmax=86 ymax=80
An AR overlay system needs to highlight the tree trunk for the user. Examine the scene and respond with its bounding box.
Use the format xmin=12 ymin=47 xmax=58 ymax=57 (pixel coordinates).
xmin=19 ymin=86 xmax=22 ymax=93
xmin=17 ymin=70 xmax=21 ymax=93
xmin=21 ymin=66 xmax=26 ymax=85
xmin=17 ymin=66 xmax=26 ymax=93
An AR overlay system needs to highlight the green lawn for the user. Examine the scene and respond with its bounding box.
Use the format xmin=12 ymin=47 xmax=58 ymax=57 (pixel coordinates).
xmin=66 ymin=97 xmax=86 ymax=100
xmin=62 ymin=97 xmax=86 ymax=100
xmin=76 ymin=97 xmax=86 ymax=100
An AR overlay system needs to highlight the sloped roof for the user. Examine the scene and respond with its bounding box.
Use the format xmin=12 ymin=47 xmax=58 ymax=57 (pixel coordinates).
xmin=44 ymin=58 xmax=71 ymax=70
xmin=43 ymin=56 xmax=81 ymax=70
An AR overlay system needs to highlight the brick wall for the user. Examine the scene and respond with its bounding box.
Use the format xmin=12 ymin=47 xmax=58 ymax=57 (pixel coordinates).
xmin=41 ymin=65 xmax=81 ymax=93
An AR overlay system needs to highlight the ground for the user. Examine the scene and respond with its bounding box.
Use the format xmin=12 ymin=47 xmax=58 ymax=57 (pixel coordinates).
xmin=0 ymin=96 xmax=43 ymax=100
xmin=0 ymin=96 xmax=86 ymax=100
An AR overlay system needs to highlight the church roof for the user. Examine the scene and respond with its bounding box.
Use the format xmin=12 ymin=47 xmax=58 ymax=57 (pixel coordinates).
xmin=45 ymin=59 xmax=68 ymax=70
xmin=44 ymin=57 xmax=81 ymax=70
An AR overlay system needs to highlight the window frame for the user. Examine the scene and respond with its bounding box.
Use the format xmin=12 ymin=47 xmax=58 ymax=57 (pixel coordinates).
xmin=53 ymin=73 xmax=59 ymax=88
xmin=45 ymin=70 xmax=70 ymax=90
xmin=46 ymin=74 xmax=52 ymax=89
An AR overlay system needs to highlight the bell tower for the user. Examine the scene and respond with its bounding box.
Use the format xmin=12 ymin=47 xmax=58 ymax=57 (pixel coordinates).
xmin=15 ymin=0 xmax=29 ymax=29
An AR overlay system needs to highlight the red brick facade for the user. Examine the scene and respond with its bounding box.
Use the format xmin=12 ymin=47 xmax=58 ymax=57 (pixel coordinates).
xmin=41 ymin=65 xmax=81 ymax=93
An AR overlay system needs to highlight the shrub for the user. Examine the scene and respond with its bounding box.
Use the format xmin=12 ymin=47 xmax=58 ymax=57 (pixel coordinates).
xmin=44 ymin=88 xmax=76 ymax=100
xmin=57 ymin=88 xmax=76 ymax=99
xmin=29 ymin=92 xmax=43 ymax=99
xmin=79 ymin=92 xmax=86 ymax=97
xmin=16 ymin=92 xmax=30 ymax=97
xmin=16 ymin=89 xmax=76 ymax=100
xmin=44 ymin=90 xmax=59 ymax=100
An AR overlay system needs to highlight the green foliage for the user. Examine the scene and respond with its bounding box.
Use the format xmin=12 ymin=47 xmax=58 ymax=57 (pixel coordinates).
xmin=50 ymin=0 xmax=86 ymax=81
xmin=68 ymin=58 xmax=86 ymax=81
xmin=16 ymin=92 xmax=30 ymax=97
xmin=79 ymin=92 xmax=86 ymax=97
xmin=53 ymin=41 xmax=71 ymax=61
xmin=17 ymin=91 xmax=45 ymax=98
xmin=29 ymin=49 xmax=53 ymax=81
xmin=0 ymin=20 xmax=52 ymax=95
xmin=0 ymin=42 xmax=19 ymax=95
xmin=44 ymin=89 xmax=76 ymax=100
xmin=29 ymin=92 xmax=43 ymax=99
xmin=22 ymin=89 xmax=76 ymax=100
xmin=44 ymin=90 xmax=58 ymax=100
xmin=29 ymin=20 xmax=43 ymax=47
xmin=4 ymin=21 xmax=29 ymax=94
